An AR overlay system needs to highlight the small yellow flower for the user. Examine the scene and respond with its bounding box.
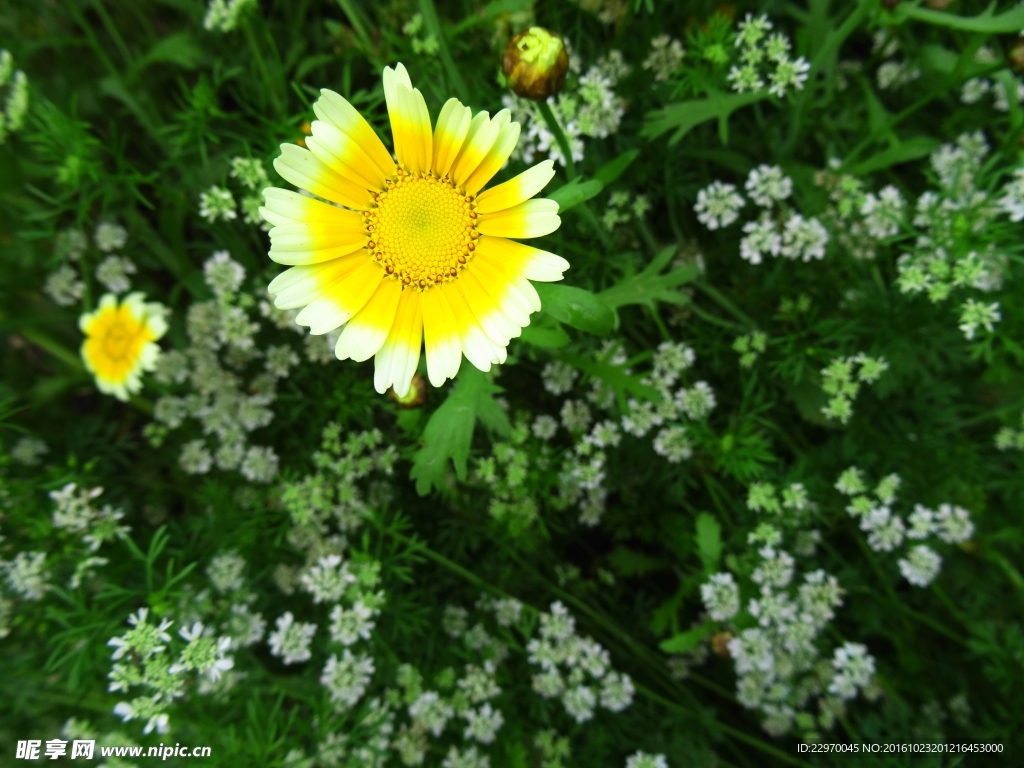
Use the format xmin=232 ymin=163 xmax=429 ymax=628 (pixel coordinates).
xmin=263 ymin=63 xmax=569 ymax=397
xmin=79 ymin=292 xmax=168 ymax=401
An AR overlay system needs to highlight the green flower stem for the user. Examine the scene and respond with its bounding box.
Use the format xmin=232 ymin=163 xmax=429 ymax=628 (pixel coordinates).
xmin=985 ymin=547 xmax=1024 ymax=597
xmin=18 ymin=327 xmax=155 ymax=415
xmin=89 ymin=0 xmax=135 ymax=70
xmin=842 ymin=534 xmax=967 ymax=646
xmin=19 ymin=328 xmax=85 ymax=372
xmin=633 ymin=216 xmax=661 ymax=256
xmin=243 ymin=17 xmax=281 ymax=115
xmin=635 ymin=681 xmax=809 ymax=767
xmin=689 ymin=303 xmax=745 ymax=332
xmin=536 ymin=100 xmax=576 ymax=181
xmin=418 ymin=0 xmax=470 ymax=104
xmin=335 ymin=0 xmax=387 ymax=72
xmin=533 ymin=101 xmax=616 ymax=249
xmin=694 ymin=280 xmax=757 ymax=329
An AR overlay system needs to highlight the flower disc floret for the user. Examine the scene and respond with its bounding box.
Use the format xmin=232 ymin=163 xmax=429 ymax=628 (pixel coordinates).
xmin=366 ymin=170 xmax=480 ymax=289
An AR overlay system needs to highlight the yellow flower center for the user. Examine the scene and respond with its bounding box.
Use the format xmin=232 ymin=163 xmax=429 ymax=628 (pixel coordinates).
xmin=365 ymin=170 xmax=479 ymax=290
xmin=102 ymin=318 xmax=137 ymax=361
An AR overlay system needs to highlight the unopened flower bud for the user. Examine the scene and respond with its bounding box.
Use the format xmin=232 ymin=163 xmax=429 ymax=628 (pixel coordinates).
xmin=502 ymin=27 xmax=569 ymax=101
xmin=1010 ymin=40 xmax=1024 ymax=72
xmin=389 ymin=373 xmax=427 ymax=408
xmin=711 ymin=631 xmax=733 ymax=657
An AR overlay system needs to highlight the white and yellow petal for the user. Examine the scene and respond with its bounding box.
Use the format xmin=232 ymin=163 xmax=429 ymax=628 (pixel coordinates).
xmin=306 ymin=120 xmax=390 ymax=192
xmin=335 ymin=278 xmax=403 ymax=362
xmin=475 ymin=160 xmax=556 ymax=214
xmin=463 ymin=119 xmax=521 ymax=196
xmin=295 ymin=258 xmax=383 ymax=335
xmin=441 ymin=281 xmax=506 ymax=372
xmin=383 ymin=63 xmax=433 ymax=174
xmin=477 ymin=198 xmax=560 ymax=239
xmin=373 ymin=289 xmax=423 ymax=397
xmin=268 ymin=252 xmax=367 ymax=309
xmin=314 ymin=89 xmax=396 ymax=181
xmin=420 ymin=286 xmax=463 ymax=387
xmin=450 ymin=110 xmax=504 ymax=189
xmin=432 ymin=98 xmax=473 ymax=179
xmin=273 ymin=144 xmax=374 ymax=210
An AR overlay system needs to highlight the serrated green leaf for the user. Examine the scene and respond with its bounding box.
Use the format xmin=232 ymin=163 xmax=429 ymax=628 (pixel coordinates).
xmin=888 ymin=2 xmax=1024 ymax=33
xmin=535 ymin=282 xmax=615 ymax=336
xmin=561 ymin=353 xmax=661 ymax=402
xmin=140 ymin=32 xmax=205 ymax=70
xmin=659 ymin=620 xmax=714 ymax=654
xmin=547 ymin=177 xmax=605 ymax=213
xmin=519 ymin=319 xmax=571 ymax=348
xmin=844 ymin=137 xmax=940 ymax=176
xmin=641 ymin=91 xmax=768 ymax=144
xmin=409 ymin=367 xmax=510 ymax=496
xmin=599 ymin=246 xmax=699 ymax=312
xmin=695 ymin=513 xmax=722 ymax=573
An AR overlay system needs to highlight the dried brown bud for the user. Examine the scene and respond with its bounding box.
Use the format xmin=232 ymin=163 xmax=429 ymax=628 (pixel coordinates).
xmin=711 ymin=631 xmax=733 ymax=657
xmin=502 ymin=27 xmax=569 ymax=101
xmin=389 ymin=373 xmax=427 ymax=409
xmin=925 ymin=0 xmax=955 ymax=8
xmin=881 ymin=0 xmax=900 ymax=9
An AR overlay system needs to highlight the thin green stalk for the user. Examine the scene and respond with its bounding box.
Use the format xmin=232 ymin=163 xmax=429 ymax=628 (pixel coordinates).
xmin=89 ymin=0 xmax=135 ymax=70
xmin=848 ymin=534 xmax=967 ymax=645
xmin=536 ymin=100 xmax=576 ymax=181
xmin=18 ymin=328 xmax=154 ymax=415
xmin=20 ymin=328 xmax=85 ymax=372
xmin=694 ymin=280 xmax=757 ymax=328
xmin=244 ymin=17 xmax=282 ymax=115
xmin=577 ymin=202 xmax=615 ymax=251
xmin=637 ymin=682 xmax=809 ymax=767
xmin=534 ymin=100 xmax=615 ymax=249
xmin=689 ymin=302 xmax=745 ymax=332
xmin=418 ymin=0 xmax=469 ymax=103
xmin=634 ymin=216 xmax=661 ymax=255
xmin=985 ymin=547 xmax=1024 ymax=598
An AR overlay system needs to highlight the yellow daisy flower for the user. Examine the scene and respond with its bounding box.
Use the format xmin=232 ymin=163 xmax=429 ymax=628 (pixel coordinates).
xmin=263 ymin=63 xmax=569 ymax=397
xmin=80 ymin=292 xmax=168 ymax=401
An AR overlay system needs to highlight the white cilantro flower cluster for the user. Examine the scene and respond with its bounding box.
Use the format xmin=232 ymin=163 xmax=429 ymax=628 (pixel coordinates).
xmin=838 ymin=467 xmax=973 ymax=588
xmin=0 ymin=49 xmax=29 ymax=145
xmin=695 ymin=165 xmax=829 ymax=265
xmin=203 ymin=0 xmax=259 ymax=33
xmin=818 ymin=353 xmax=889 ymax=425
xmin=106 ymin=607 xmax=235 ymax=735
xmin=694 ymin=181 xmax=745 ymax=230
xmin=527 ymin=601 xmax=634 ymax=722
xmin=388 ymin=600 xmax=511 ymax=765
xmin=149 ymin=250 xmax=289 ymax=484
xmin=642 ymin=34 xmax=685 ymax=83
xmin=704 ymin=531 xmax=858 ymax=737
xmin=47 ymin=482 xmax=130 ymax=585
xmin=958 ymin=46 xmax=1024 ymax=112
xmin=44 ymin=221 xmax=137 ymax=307
xmin=728 ymin=14 xmax=809 ymax=97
